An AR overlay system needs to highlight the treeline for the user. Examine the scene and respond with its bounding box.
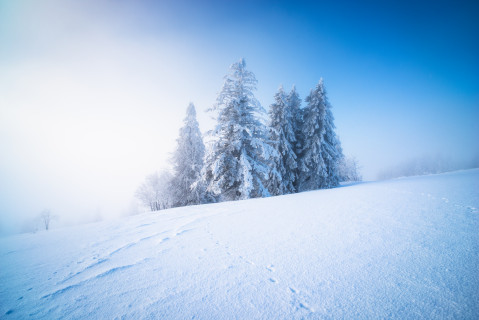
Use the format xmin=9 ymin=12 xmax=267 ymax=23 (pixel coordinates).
xmin=136 ymin=59 xmax=360 ymax=211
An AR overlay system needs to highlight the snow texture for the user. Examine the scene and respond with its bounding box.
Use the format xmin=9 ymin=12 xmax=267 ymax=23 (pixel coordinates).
xmin=1 ymin=169 xmax=478 ymax=319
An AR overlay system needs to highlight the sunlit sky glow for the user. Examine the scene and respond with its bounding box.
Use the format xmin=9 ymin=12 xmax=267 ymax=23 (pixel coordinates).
xmin=1 ymin=0 xmax=478 ymax=234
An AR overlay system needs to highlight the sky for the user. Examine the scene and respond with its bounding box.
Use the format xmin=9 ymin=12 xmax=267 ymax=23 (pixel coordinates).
xmin=1 ymin=0 xmax=478 ymax=234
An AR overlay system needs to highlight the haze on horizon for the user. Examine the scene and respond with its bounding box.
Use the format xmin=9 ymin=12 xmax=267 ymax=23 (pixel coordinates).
xmin=1 ymin=0 xmax=478 ymax=235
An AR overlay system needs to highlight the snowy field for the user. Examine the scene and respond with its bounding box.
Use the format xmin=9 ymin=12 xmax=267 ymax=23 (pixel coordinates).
xmin=1 ymin=169 xmax=478 ymax=319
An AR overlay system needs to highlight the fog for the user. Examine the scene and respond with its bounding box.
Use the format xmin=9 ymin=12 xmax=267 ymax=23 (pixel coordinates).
xmin=1 ymin=0 xmax=478 ymax=235
xmin=0 ymin=0 xmax=221 ymax=234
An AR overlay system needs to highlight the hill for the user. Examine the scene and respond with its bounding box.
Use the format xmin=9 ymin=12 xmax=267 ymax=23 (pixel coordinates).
xmin=1 ymin=169 xmax=478 ymax=319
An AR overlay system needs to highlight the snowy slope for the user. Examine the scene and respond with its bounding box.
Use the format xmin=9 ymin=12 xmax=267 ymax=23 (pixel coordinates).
xmin=1 ymin=169 xmax=478 ymax=319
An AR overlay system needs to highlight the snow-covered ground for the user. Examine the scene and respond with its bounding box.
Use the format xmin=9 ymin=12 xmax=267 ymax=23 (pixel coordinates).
xmin=1 ymin=169 xmax=478 ymax=319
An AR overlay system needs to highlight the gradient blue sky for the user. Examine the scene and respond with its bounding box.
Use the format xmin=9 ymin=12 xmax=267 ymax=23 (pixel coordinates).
xmin=1 ymin=0 xmax=478 ymax=234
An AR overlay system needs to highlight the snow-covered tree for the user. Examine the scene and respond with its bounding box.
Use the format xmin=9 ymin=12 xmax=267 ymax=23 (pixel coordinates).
xmin=299 ymin=79 xmax=342 ymax=191
xmin=286 ymin=85 xmax=303 ymax=191
xmin=268 ymin=85 xmax=299 ymax=194
xmin=136 ymin=171 xmax=173 ymax=211
xmin=170 ymin=103 xmax=206 ymax=207
xmin=321 ymin=83 xmax=343 ymax=188
xmin=338 ymin=156 xmax=362 ymax=182
xmin=39 ymin=209 xmax=54 ymax=231
xmin=203 ymin=59 xmax=276 ymax=201
xmin=286 ymin=85 xmax=303 ymax=152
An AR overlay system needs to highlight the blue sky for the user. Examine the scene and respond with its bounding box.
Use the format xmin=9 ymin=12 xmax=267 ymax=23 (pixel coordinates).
xmin=109 ymin=0 xmax=479 ymax=169
xmin=1 ymin=0 xmax=478 ymax=233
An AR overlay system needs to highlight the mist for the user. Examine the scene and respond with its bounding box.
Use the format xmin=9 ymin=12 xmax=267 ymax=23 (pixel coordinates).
xmin=1 ymin=0 xmax=478 ymax=235
xmin=0 ymin=0 xmax=219 ymax=234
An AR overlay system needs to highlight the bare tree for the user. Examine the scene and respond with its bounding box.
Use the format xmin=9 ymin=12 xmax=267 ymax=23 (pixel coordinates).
xmin=40 ymin=209 xmax=53 ymax=230
xmin=135 ymin=171 xmax=173 ymax=211
xmin=338 ymin=156 xmax=362 ymax=182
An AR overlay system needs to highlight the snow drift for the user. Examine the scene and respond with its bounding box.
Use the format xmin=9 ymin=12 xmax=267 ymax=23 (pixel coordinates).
xmin=1 ymin=169 xmax=478 ymax=319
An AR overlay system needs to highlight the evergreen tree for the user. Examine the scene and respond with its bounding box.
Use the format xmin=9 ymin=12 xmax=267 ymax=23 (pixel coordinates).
xmin=171 ymin=103 xmax=206 ymax=206
xmin=299 ymin=79 xmax=342 ymax=190
xmin=322 ymin=88 xmax=343 ymax=187
xmin=286 ymin=85 xmax=303 ymax=191
xmin=269 ymin=85 xmax=298 ymax=194
xmin=204 ymin=59 xmax=276 ymax=201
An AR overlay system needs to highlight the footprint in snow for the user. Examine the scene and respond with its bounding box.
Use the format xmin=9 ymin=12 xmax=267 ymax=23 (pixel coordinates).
xmin=269 ymin=278 xmax=278 ymax=283
xmin=266 ymin=265 xmax=275 ymax=272
xmin=299 ymin=302 xmax=313 ymax=312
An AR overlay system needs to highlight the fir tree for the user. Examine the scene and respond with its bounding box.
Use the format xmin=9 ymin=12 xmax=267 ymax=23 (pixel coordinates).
xmin=321 ymin=85 xmax=343 ymax=188
xmin=204 ymin=59 xmax=276 ymax=201
xmin=171 ymin=103 xmax=206 ymax=206
xmin=299 ymin=79 xmax=342 ymax=191
xmin=268 ymin=85 xmax=298 ymax=194
xmin=286 ymin=85 xmax=303 ymax=191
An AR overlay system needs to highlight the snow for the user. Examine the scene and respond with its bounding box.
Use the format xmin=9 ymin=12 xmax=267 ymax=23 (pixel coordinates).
xmin=1 ymin=169 xmax=478 ymax=319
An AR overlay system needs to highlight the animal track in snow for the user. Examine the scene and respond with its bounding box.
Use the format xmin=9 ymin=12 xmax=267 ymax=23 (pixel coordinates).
xmin=299 ymin=302 xmax=313 ymax=312
xmin=288 ymin=286 xmax=314 ymax=314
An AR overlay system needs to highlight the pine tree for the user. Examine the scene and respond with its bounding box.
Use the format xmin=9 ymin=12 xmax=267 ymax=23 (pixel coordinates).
xmin=286 ymin=85 xmax=303 ymax=191
xmin=299 ymin=79 xmax=342 ymax=191
xmin=203 ymin=59 xmax=276 ymax=201
xmin=268 ymin=85 xmax=298 ymax=194
xmin=321 ymin=84 xmax=343 ymax=188
xmin=171 ymin=103 xmax=206 ymax=207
